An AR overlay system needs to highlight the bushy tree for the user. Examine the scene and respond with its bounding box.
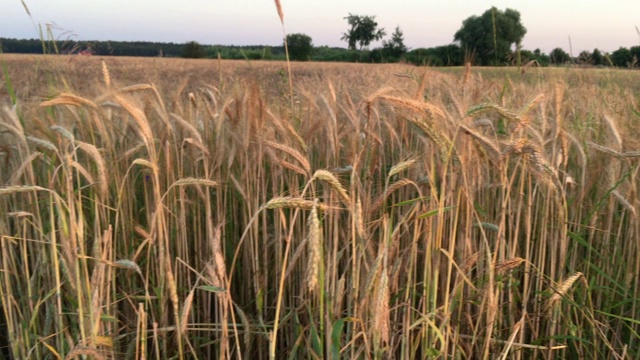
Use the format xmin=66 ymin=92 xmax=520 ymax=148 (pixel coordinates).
xmin=341 ymin=14 xmax=386 ymax=51
xmin=406 ymin=45 xmax=463 ymax=66
xmin=578 ymin=50 xmax=593 ymax=65
xmin=591 ymin=48 xmax=605 ymax=66
xmin=382 ymin=26 xmax=408 ymax=61
xmin=182 ymin=41 xmax=205 ymax=58
xmin=611 ymin=47 xmax=633 ymax=67
xmin=549 ymin=47 xmax=570 ymax=65
xmin=520 ymin=48 xmax=550 ymax=66
xmin=286 ymin=33 xmax=313 ymax=61
xmin=630 ymin=46 xmax=640 ymax=66
xmin=454 ymin=7 xmax=526 ymax=65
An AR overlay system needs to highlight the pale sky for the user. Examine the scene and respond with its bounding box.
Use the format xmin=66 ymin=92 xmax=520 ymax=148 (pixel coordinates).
xmin=2 ymin=0 xmax=639 ymax=55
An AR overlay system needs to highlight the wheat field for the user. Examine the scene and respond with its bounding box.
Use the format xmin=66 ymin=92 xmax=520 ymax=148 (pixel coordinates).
xmin=1 ymin=53 xmax=640 ymax=359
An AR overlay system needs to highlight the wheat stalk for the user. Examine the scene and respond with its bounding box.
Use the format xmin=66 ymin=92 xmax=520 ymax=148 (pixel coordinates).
xmin=401 ymin=116 xmax=450 ymax=159
xmin=413 ymin=70 xmax=429 ymax=99
xmin=179 ymin=288 xmax=195 ymax=335
xmin=132 ymin=158 xmax=158 ymax=174
xmin=612 ymin=190 xmax=637 ymax=217
xmin=76 ymin=141 xmax=108 ymax=198
xmin=462 ymin=61 xmax=471 ymax=85
xmin=461 ymin=252 xmax=480 ymax=272
xmin=69 ymin=159 xmax=95 ymax=185
xmin=164 ymin=258 xmax=182 ymax=353
xmin=26 ymin=136 xmax=58 ymax=152
xmin=373 ymin=268 xmax=390 ymax=344
xmin=588 ymin=142 xmax=640 ymax=158
xmin=171 ymin=178 xmax=219 ymax=188
xmin=274 ymin=0 xmax=284 ymax=24
xmin=101 ymin=60 xmax=111 ymax=88
xmin=365 ymin=87 xmax=395 ymax=105
xmin=603 ymin=114 xmax=622 ymax=151
xmin=312 ymin=169 xmax=351 ymax=207
xmin=40 ymin=93 xmax=97 ymax=109
xmin=263 ymin=196 xmax=335 ymax=212
xmin=550 ymin=272 xmax=583 ymax=304
xmin=9 ymin=152 xmax=41 ymax=185
xmin=495 ymin=257 xmax=526 ymax=273
xmin=265 ymin=140 xmax=310 ymax=174
xmin=211 ymin=224 xmax=226 ymax=288
xmin=119 ymin=84 xmax=154 ymax=93
xmin=518 ymin=93 xmax=545 ymax=117
xmin=306 ymin=199 xmax=322 ymax=293
xmin=64 ymin=347 xmax=105 ymax=360
xmin=114 ymin=259 xmax=144 ymax=279
xmin=171 ymin=113 xmax=204 ymax=148
xmin=460 ymin=124 xmax=501 ymax=160
xmin=355 ymin=198 xmax=366 ymax=239
xmin=0 ymin=185 xmax=48 ymax=196
xmin=379 ymin=95 xmax=446 ymax=119
xmin=273 ymin=158 xmax=308 ymax=176
xmin=370 ymin=178 xmax=415 ymax=214
xmin=114 ymin=95 xmax=154 ymax=148
xmin=388 ymin=158 xmax=417 ymax=178
xmin=501 ymin=138 xmax=547 ymax=172
xmin=51 ymin=125 xmax=75 ymax=143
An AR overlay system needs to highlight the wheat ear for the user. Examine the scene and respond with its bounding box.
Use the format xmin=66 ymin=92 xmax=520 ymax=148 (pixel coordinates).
xmin=312 ymin=169 xmax=351 ymax=207
xmin=550 ymin=272 xmax=583 ymax=304
xmin=306 ymin=199 xmax=322 ymax=292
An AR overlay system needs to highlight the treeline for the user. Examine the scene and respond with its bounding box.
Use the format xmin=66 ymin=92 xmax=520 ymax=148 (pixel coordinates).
xmin=0 ymin=38 xmax=288 ymax=59
xmin=2 ymin=37 xmax=640 ymax=68
xmin=0 ymin=37 xmax=186 ymax=57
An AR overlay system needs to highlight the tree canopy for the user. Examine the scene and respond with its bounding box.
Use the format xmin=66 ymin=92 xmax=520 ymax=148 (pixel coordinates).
xmin=182 ymin=41 xmax=205 ymax=58
xmin=382 ymin=26 xmax=408 ymax=61
xmin=454 ymin=7 xmax=526 ymax=65
xmin=341 ymin=14 xmax=386 ymax=51
xmin=611 ymin=47 xmax=635 ymax=67
xmin=549 ymin=47 xmax=571 ymax=65
xmin=286 ymin=33 xmax=313 ymax=61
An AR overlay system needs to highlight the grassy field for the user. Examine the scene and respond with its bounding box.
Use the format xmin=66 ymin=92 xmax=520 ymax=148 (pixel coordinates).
xmin=1 ymin=53 xmax=640 ymax=359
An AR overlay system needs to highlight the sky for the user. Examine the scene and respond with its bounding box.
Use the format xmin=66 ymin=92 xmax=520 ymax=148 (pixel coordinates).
xmin=2 ymin=0 xmax=639 ymax=55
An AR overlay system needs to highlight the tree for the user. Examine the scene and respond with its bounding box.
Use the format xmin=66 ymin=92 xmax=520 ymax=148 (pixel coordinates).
xmin=341 ymin=14 xmax=386 ymax=51
xmin=453 ymin=7 xmax=526 ymax=65
xmin=382 ymin=26 xmax=408 ymax=61
xmin=549 ymin=48 xmax=570 ymax=65
xmin=591 ymin=48 xmax=605 ymax=66
xmin=183 ymin=41 xmax=205 ymax=58
xmin=286 ymin=33 xmax=313 ymax=61
xmin=406 ymin=45 xmax=463 ymax=66
xmin=611 ymin=47 xmax=633 ymax=67
xmin=630 ymin=46 xmax=640 ymax=67
xmin=519 ymin=48 xmax=550 ymax=66
xmin=578 ymin=50 xmax=592 ymax=65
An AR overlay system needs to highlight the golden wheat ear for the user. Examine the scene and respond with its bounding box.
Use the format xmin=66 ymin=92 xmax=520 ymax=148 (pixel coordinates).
xmin=305 ymin=199 xmax=322 ymax=293
xmin=274 ymin=0 xmax=284 ymax=24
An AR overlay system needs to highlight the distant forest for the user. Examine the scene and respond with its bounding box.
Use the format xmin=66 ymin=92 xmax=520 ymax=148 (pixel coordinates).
xmin=2 ymin=37 xmax=640 ymax=68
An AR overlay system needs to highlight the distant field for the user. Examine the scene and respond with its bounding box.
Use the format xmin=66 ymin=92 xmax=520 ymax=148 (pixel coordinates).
xmin=1 ymin=53 xmax=640 ymax=359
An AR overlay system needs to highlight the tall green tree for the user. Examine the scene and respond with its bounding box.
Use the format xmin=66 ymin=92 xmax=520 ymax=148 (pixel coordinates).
xmin=519 ymin=48 xmax=550 ymax=66
xmin=611 ymin=47 xmax=633 ymax=67
xmin=286 ymin=33 xmax=313 ymax=61
xmin=578 ymin=50 xmax=592 ymax=65
xmin=182 ymin=41 xmax=205 ymax=58
xmin=382 ymin=26 xmax=408 ymax=61
xmin=549 ymin=47 xmax=571 ymax=65
xmin=630 ymin=46 xmax=640 ymax=66
xmin=453 ymin=7 xmax=526 ymax=65
xmin=591 ymin=48 xmax=605 ymax=66
xmin=406 ymin=45 xmax=463 ymax=66
xmin=341 ymin=14 xmax=386 ymax=51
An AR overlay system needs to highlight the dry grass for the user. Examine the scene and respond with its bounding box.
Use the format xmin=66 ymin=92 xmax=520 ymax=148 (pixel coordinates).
xmin=1 ymin=53 xmax=640 ymax=359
